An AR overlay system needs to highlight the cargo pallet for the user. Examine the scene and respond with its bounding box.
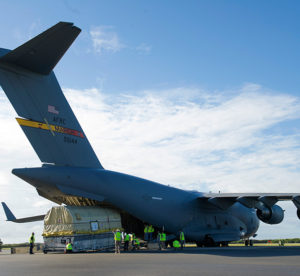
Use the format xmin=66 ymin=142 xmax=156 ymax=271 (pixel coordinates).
xmin=43 ymin=232 xmax=115 ymax=253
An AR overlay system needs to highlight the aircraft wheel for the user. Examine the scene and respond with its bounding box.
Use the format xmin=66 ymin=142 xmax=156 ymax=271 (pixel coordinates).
xmin=204 ymin=236 xmax=215 ymax=247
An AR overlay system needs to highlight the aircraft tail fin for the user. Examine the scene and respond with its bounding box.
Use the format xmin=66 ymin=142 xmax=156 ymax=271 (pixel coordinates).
xmin=0 ymin=22 xmax=80 ymax=75
xmin=0 ymin=22 xmax=103 ymax=168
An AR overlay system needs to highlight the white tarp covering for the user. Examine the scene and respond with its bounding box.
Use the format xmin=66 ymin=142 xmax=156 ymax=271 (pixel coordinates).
xmin=43 ymin=206 xmax=122 ymax=237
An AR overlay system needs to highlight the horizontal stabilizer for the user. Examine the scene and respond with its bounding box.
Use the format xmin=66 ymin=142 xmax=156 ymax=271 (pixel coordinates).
xmin=1 ymin=202 xmax=45 ymax=223
xmin=0 ymin=22 xmax=81 ymax=75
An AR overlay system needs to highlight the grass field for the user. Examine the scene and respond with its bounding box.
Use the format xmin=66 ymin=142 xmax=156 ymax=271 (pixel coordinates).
xmin=229 ymin=243 xmax=300 ymax=247
xmin=184 ymin=243 xmax=300 ymax=247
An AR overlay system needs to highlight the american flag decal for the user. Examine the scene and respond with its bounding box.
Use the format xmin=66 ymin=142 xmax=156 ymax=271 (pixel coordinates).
xmin=48 ymin=105 xmax=59 ymax=114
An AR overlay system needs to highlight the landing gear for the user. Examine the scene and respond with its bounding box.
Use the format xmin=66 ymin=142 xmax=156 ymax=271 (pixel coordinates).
xmin=196 ymin=237 xmax=228 ymax=247
xmin=244 ymin=239 xmax=253 ymax=246
xmin=204 ymin=236 xmax=215 ymax=247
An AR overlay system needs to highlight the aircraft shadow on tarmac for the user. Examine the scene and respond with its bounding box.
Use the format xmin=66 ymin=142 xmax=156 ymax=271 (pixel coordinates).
xmin=107 ymin=247 xmax=300 ymax=258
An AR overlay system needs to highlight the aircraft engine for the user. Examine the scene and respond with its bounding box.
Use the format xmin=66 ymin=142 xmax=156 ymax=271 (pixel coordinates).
xmin=256 ymin=204 xmax=284 ymax=224
xmin=297 ymin=209 xmax=300 ymax=220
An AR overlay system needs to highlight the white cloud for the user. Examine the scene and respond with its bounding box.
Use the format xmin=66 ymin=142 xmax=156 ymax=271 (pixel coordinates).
xmin=64 ymin=85 xmax=300 ymax=193
xmin=90 ymin=26 xmax=124 ymax=54
xmin=0 ymin=84 xmax=300 ymax=242
xmin=136 ymin=43 xmax=152 ymax=54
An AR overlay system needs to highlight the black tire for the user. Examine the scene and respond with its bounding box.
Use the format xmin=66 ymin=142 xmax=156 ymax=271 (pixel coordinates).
xmin=204 ymin=236 xmax=215 ymax=247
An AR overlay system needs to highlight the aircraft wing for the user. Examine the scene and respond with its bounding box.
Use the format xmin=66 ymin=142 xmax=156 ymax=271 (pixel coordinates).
xmin=1 ymin=202 xmax=45 ymax=223
xmin=199 ymin=193 xmax=300 ymax=210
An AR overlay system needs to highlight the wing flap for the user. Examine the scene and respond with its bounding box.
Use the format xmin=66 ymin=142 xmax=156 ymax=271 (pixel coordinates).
xmin=200 ymin=193 xmax=300 ymax=210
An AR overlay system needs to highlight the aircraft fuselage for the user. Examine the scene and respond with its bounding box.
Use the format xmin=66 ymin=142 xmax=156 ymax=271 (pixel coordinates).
xmin=13 ymin=166 xmax=259 ymax=243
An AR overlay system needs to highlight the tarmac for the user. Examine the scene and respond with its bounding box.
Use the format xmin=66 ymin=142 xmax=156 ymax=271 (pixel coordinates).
xmin=1 ymin=246 xmax=300 ymax=276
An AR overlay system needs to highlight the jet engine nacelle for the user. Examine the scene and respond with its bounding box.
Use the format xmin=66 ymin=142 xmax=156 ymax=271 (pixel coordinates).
xmin=256 ymin=204 xmax=284 ymax=224
xmin=297 ymin=209 xmax=300 ymax=220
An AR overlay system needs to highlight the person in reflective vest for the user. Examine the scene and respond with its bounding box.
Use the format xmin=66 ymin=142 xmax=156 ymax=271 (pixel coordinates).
xmin=134 ymin=238 xmax=140 ymax=250
xmin=66 ymin=241 xmax=73 ymax=253
xmin=114 ymin=229 xmax=122 ymax=254
xmin=173 ymin=240 xmax=180 ymax=251
xmin=29 ymin=232 xmax=35 ymax=254
xmin=144 ymin=225 xmax=149 ymax=242
xmin=179 ymin=231 xmax=185 ymax=250
xmin=124 ymin=233 xmax=130 ymax=251
xmin=148 ymin=225 xmax=154 ymax=241
xmin=131 ymin=233 xmax=136 ymax=251
xmin=158 ymin=231 xmax=166 ymax=250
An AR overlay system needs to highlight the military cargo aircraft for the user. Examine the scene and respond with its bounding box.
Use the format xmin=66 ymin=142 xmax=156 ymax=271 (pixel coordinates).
xmin=1 ymin=22 xmax=300 ymax=246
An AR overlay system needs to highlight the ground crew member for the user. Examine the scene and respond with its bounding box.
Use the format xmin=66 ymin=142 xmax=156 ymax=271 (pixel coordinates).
xmin=144 ymin=225 xmax=149 ymax=241
xmin=29 ymin=232 xmax=35 ymax=254
xmin=114 ymin=229 xmax=122 ymax=254
xmin=124 ymin=232 xmax=130 ymax=251
xmin=131 ymin=233 xmax=136 ymax=251
xmin=131 ymin=233 xmax=135 ymax=251
xmin=134 ymin=237 xmax=140 ymax=250
xmin=173 ymin=240 xmax=180 ymax=251
xmin=158 ymin=231 xmax=166 ymax=250
xmin=148 ymin=225 xmax=154 ymax=241
xmin=65 ymin=241 xmax=73 ymax=253
xmin=179 ymin=231 xmax=185 ymax=250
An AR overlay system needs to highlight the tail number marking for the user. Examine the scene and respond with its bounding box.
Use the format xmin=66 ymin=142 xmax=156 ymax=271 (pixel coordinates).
xmin=64 ymin=137 xmax=77 ymax=144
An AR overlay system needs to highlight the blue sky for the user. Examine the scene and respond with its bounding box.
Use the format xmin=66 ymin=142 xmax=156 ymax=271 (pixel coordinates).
xmin=0 ymin=0 xmax=300 ymax=243
xmin=1 ymin=0 xmax=300 ymax=94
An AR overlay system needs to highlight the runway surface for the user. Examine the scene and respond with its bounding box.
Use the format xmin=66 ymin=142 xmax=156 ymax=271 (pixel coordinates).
xmin=1 ymin=246 xmax=300 ymax=276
